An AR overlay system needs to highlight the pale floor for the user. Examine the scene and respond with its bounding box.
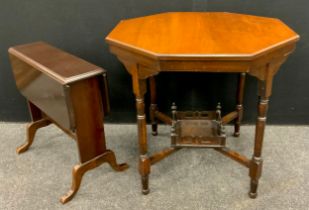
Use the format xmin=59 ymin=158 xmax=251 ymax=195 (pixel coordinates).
xmin=0 ymin=123 xmax=308 ymax=210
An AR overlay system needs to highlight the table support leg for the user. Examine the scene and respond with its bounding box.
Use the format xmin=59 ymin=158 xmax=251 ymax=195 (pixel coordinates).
xmin=60 ymin=150 xmax=128 ymax=204
xmin=123 ymin=62 xmax=151 ymax=194
xmin=149 ymin=76 xmax=158 ymax=136
xmin=249 ymin=91 xmax=269 ymax=198
xmin=136 ymin=95 xmax=151 ymax=194
xmin=16 ymin=118 xmax=51 ymax=154
xmin=234 ymin=73 xmax=246 ymax=137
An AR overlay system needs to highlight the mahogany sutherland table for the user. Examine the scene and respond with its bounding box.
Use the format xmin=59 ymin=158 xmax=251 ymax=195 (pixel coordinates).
xmin=106 ymin=12 xmax=299 ymax=197
xmin=9 ymin=42 xmax=128 ymax=203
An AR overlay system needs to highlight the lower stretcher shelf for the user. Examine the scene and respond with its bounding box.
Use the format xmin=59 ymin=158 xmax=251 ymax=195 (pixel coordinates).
xmin=170 ymin=103 xmax=226 ymax=148
xmin=173 ymin=119 xmax=226 ymax=148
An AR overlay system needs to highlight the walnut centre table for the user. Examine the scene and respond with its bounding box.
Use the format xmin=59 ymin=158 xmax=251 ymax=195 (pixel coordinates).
xmin=105 ymin=12 xmax=299 ymax=198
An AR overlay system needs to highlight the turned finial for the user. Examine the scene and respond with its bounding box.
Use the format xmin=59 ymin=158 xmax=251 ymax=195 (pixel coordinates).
xmin=171 ymin=102 xmax=177 ymax=111
xmin=216 ymin=102 xmax=221 ymax=111
xmin=216 ymin=102 xmax=222 ymax=121
xmin=171 ymin=102 xmax=177 ymax=121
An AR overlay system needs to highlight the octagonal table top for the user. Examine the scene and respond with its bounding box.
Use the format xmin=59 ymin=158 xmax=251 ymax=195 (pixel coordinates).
xmin=106 ymin=12 xmax=299 ymax=60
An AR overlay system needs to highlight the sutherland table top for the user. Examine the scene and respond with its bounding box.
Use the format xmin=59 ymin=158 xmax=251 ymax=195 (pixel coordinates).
xmin=9 ymin=42 xmax=104 ymax=84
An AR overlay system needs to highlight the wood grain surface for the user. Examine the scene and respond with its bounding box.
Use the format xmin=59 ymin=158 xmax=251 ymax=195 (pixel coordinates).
xmin=106 ymin=12 xmax=299 ymax=60
xmin=9 ymin=42 xmax=104 ymax=84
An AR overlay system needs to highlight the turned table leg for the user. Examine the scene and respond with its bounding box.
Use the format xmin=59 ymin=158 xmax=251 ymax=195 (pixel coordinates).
xmin=249 ymin=78 xmax=271 ymax=198
xmin=149 ymin=76 xmax=158 ymax=136
xmin=131 ymin=76 xmax=151 ymax=194
xmin=136 ymin=95 xmax=151 ymax=194
xmin=234 ymin=73 xmax=246 ymax=137
xmin=122 ymin=61 xmax=152 ymax=194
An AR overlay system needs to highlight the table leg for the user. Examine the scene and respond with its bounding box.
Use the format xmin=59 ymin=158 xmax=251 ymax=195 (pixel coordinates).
xmin=249 ymin=80 xmax=270 ymax=198
xmin=60 ymin=150 xmax=128 ymax=204
xmin=149 ymin=76 xmax=158 ymax=136
xmin=136 ymin=94 xmax=151 ymax=194
xmin=61 ymin=78 xmax=129 ymax=203
xmin=234 ymin=73 xmax=246 ymax=137
xmin=131 ymin=76 xmax=151 ymax=194
xmin=16 ymin=101 xmax=51 ymax=154
xmin=122 ymin=61 xmax=151 ymax=194
xmin=16 ymin=118 xmax=51 ymax=154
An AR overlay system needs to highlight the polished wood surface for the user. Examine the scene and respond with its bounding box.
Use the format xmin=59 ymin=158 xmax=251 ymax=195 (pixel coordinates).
xmin=9 ymin=42 xmax=103 ymax=84
xmin=69 ymin=77 xmax=107 ymax=162
xmin=8 ymin=41 xmax=107 ymax=130
xmin=9 ymin=42 xmax=128 ymax=204
xmin=106 ymin=12 xmax=299 ymax=60
xmin=10 ymin=54 xmax=73 ymax=129
xmin=105 ymin=12 xmax=299 ymax=198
